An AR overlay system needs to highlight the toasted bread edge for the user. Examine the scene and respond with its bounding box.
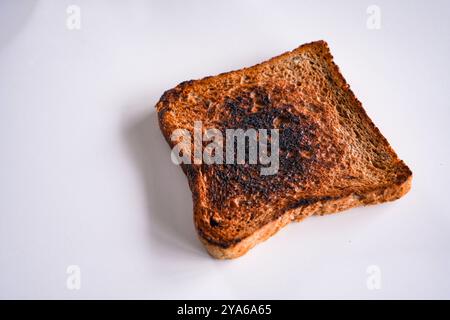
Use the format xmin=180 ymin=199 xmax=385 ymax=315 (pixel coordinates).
xmin=200 ymin=173 xmax=411 ymax=259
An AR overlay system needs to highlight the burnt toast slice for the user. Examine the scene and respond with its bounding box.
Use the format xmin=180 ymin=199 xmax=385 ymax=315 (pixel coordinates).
xmin=156 ymin=40 xmax=412 ymax=259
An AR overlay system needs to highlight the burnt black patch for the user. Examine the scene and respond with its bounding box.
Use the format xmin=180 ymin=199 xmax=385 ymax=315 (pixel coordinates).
xmin=209 ymin=216 xmax=220 ymax=227
xmin=203 ymin=86 xmax=321 ymax=211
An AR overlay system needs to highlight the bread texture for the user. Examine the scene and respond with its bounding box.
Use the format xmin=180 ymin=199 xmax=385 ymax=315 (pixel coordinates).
xmin=156 ymin=40 xmax=412 ymax=259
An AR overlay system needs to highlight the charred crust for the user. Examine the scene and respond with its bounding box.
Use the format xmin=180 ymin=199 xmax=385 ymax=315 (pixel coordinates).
xmin=284 ymin=196 xmax=338 ymax=211
xmin=197 ymin=227 xmax=241 ymax=249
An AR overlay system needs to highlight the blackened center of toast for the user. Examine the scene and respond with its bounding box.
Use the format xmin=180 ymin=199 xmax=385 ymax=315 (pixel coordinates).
xmin=203 ymin=86 xmax=328 ymax=212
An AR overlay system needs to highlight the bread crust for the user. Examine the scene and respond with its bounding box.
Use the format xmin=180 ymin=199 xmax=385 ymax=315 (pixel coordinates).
xmin=156 ymin=40 xmax=412 ymax=259
xmin=201 ymin=174 xmax=411 ymax=259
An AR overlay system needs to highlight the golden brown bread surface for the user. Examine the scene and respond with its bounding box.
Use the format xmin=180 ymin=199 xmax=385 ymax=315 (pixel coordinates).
xmin=156 ymin=40 xmax=412 ymax=259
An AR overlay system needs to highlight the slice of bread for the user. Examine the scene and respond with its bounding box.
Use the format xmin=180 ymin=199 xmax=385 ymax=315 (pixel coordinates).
xmin=156 ymin=40 xmax=412 ymax=259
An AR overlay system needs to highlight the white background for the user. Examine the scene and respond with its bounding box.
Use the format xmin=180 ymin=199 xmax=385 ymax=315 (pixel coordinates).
xmin=1 ymin=0 xmax=449 ymax=299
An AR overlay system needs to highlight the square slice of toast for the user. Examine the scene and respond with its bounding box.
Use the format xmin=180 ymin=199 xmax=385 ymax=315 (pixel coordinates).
xmin=156 ymin=40 xmax=412 ymax=259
